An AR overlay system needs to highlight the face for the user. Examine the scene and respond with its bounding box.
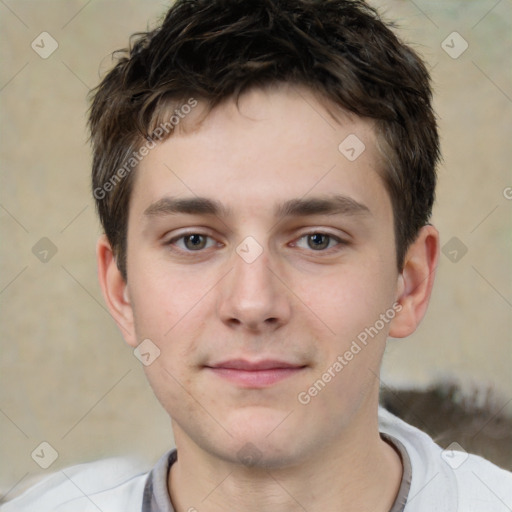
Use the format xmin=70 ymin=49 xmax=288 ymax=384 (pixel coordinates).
xmin=122 ymin=85 xmax=403 ymax=467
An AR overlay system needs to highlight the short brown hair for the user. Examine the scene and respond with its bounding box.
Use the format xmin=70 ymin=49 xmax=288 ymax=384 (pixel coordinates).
xmin=89 ymin=0 xmax=440 ymax=281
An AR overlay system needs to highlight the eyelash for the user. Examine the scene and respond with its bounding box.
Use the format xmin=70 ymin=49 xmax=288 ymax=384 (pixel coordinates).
xmin=165 ymin=230 xmax=347 ymax=255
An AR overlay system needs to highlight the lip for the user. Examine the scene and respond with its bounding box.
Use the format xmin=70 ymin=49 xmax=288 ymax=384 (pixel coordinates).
xmin=205 ymin=359 xmax=306 ymax=387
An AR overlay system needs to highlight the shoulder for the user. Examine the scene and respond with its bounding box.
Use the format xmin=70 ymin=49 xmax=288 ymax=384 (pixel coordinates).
xmin=378 ymin=406 xmax=512 ymax=512
xmin=452 ymin=451 xmax=512 ymax=511
xmin=0 ymin=456 xmax=149 ymax=512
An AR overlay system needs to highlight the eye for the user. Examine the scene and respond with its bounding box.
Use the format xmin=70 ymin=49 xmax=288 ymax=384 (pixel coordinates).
xmin=167 ymin=233 xmax=218 ymax=252
xmin=293 ymin=232 xmax=344 ymax=252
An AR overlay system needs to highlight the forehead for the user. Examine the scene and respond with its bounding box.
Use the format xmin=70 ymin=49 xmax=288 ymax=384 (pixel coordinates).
xmin=129 ymin=85 xmax=391 ymax=223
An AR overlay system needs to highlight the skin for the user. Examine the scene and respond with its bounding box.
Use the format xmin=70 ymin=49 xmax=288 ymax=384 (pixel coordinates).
xmin=97 ymin=84 xmax=439 ymax=512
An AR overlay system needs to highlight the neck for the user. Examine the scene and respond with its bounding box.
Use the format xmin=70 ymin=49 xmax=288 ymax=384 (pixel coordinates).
xmin=168 ymin=405 xmax=403 ymax=512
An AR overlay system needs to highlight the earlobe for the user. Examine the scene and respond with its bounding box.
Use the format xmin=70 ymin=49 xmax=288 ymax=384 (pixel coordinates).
xmin=388 ymin=225 xmax=439 ymax=338
xmin=96 ymin=235 xmax=137 ymax=347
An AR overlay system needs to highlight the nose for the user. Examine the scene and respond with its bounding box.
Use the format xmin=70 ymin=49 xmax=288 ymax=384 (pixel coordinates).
xmin=217 ymin=243 xmax=292 ymax=332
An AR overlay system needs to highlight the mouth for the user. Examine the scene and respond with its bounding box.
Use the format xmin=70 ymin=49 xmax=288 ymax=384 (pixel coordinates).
xmin=204 ymin=359 xmax=307 ymax=387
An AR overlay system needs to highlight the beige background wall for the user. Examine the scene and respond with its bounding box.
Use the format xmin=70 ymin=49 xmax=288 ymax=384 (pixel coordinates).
xmin=1 ymin=0 xmax=511 ymax=499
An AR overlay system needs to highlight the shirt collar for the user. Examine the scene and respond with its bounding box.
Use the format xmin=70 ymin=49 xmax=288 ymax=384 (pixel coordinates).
xmin=142 ymin=434 xmax=411 ymax=512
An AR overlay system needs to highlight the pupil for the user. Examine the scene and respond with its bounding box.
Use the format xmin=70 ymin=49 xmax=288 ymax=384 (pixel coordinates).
xmin=187 ymin=234 xmax=204 ymax=249
xmin=310 ymin=234 xmax=328 ymax=250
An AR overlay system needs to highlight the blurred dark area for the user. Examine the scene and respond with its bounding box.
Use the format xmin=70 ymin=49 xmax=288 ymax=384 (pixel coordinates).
xmin=380 ymin=383 xmax=512 ymax=471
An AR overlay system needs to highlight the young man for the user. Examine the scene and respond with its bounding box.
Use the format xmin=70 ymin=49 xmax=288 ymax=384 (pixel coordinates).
xmin=3 ymin=0 xmax=511 ymax=511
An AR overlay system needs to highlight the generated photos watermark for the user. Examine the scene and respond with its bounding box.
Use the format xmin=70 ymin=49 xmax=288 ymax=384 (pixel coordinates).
xmin=93 ymin=97 xmax=198 ymax=200
xmin=298 ymin=302 xmax=402 ymax=405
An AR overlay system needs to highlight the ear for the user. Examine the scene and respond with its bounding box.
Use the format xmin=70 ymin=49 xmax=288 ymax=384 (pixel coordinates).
xmin=388 ymin=224 xmax=439 ymax=338
xmin=96 ymin=235 xmax=138 ymax=347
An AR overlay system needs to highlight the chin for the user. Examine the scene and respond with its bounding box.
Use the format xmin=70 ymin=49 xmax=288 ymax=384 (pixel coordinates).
xmin=225 ymin=406 xmax=294 ymax=438
xmin=216 ymin=437 xmax=307 ymax=470
xmin=214 ymin=414 xmax=314 ymax=469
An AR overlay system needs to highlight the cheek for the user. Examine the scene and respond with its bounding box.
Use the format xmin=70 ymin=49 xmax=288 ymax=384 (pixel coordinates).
xmin=297 ymin=269 xmax=393 ymax=419
xmin=129 ymin=259 xmax=209 ymax=337
xmin=142 ymin=360 xmax=200 ymax=431
xmin=300 ymin=264 xmax=394 ymax=345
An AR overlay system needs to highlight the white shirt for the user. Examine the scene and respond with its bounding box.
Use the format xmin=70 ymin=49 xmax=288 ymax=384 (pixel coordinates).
xmin=2 ymin=407 xmax=511 ymax=511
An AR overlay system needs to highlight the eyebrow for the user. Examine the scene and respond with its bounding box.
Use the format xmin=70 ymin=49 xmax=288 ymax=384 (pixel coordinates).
xmin=143 ymin=194 xmax=371 ymax=219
